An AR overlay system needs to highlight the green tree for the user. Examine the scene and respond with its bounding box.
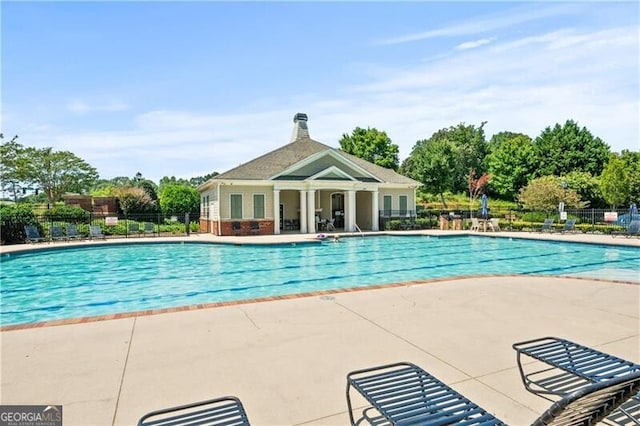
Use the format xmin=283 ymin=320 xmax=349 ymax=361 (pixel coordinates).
xmin=620 ymin=150 xmax=640 ymax=204
xmin=403 ymin=138 xmax=460 ymax=208
xmin=115 ymin=187 xmax=157 ymax=215
xmin=600 ymin=156 xmax=630 ymax=209
xmin=339 ymin=127 xmax=400 ymax=170
xmin=533 ymin=119 xmax=610 ymax=177
xmin=485 ymin=132 xmax=535 ymax=199
xmin=21 ymin=147 xmax=99 ymax=205
xmin=518 ymin=175 xmax=587 ymax=213
xmin=0 ymin=134 xmax=25 ymax=201
xmin=189 ymin=172 xmax=219 ymax=187
xmin=562 ymin=171 xmax=606 ymax=209
xmin=159 ymin=184 xmax=200 ymax=214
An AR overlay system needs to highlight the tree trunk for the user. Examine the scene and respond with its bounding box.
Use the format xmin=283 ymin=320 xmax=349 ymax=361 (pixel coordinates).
xmin=440 ymin=192 xmax=448 ymax=209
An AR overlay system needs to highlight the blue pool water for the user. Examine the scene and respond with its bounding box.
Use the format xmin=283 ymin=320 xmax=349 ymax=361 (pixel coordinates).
xmin=1 ymin=235 xmax=638 ymax=326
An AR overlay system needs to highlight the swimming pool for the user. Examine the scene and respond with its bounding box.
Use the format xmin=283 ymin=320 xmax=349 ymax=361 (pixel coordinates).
xmin=1 ymin=235 xmax=638 ymax=326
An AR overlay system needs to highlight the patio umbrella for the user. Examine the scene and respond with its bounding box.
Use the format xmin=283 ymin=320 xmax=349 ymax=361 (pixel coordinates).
xmin=631 ymin=203 xmax=638 ymax=217
xmin=481 ymin=194 xmax=488 ymax=218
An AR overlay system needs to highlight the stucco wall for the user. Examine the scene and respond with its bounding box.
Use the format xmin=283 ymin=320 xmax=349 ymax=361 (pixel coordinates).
xmin=219 ymin=185 xmax=274 ymax=219
xmin=378 ymin=188 xmax=415 ymax=210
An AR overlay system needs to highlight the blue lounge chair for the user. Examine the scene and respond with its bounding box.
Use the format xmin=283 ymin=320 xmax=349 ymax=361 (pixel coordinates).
xmin=347 ymin=361 xmax=640 ymax=426
xmin=513 ymin=336 xmax=640 ymax=423
xmin=89 ymin=225 xmax=106 ymax=240
xmin=50 ymin=225 xmax=66 ymax=242
xmin=554 ymin=219 xmax=576 ymax=234
xmin=128 ymin=222 xmax=141 ymax=237
xmin=65 ymin=224 xmax=82 ymax=241
xmin=143 ymin=222 xmax=155 ymax=236
xmin=249 ymin=221 xmax=260 ymax=235
xmin=138 ymin=396 xmax=250 ymax=426
xmin=232 ymin=221 xmax=243 ymax=236
xmin=537 ymin=218 xmax=554 ymax=233
xmin=24 ymin=225 xmax=46 ymax=243
xmin=612 ymin=219 xmax=640 ymax=238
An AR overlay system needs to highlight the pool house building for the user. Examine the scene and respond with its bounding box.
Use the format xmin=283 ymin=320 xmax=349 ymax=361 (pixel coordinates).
xmin=197 ymin=113 xmax=420 ymax=236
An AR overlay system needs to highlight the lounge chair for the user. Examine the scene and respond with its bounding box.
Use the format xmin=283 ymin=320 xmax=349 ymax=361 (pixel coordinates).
xmin=128 ymin=222 xmax=140 ymax=237
xmin=346 ymin=361 xmax=640 ymax=426
xmin=143 ymin=222 xmax=155 ymax=236
xmin=513 ymin=336 xmax=640 ymax=423
xmin=65 ymin=224 xmax=82 ymax=241
xmin=249 ymin=221 xmax=260 ymax=235
xmin=470 ymin=217 xmax=480 ymax=231
xmin=89 ymin=225 xmax=106 ymax=240
xmin=536 ymin=218 xmax=554 ymax=233
xmin=138 ymin=396 xmax=250 ymax=426
xmin=50 ymin=225 xmax=66 ymax=242
xmin=232 ymin=221 xmax=243 ymax=236
xmin=24 ymin=225 xmax=46 ymax=243
xmin=554 ymin=219 xmax=576 ymax=234
xmin=326 ymin=218 xmax=336 ymax=231
xmin=612 ymin=219 xmax=640 ymax=238
xmin=489 ymin=218 xmax=501 ymax=232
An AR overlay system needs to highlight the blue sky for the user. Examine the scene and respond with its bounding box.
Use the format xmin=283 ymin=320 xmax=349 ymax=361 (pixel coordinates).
xmin=2 ymin=1 xmax=638 ymax=183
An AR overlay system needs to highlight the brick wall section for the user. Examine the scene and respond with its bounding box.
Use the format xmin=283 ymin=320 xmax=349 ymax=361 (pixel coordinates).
xmin=63 ymin=195 xmax=92 ymax=211
xmin=202 ymin=220 xmax=274 ymax=236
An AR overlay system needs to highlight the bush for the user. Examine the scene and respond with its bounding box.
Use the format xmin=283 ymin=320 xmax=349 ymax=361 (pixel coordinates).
xmin=42 ymin=205 xmax=90 ymax=223
xmin=0 ymin=203 xmax=38 ymax=244
xmin=385 ymin=220 xmax=402 ymax=230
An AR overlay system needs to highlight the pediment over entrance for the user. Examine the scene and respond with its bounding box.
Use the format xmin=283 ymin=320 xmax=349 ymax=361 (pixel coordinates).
xmin=271 ymin=150 xmax=382 ymax=183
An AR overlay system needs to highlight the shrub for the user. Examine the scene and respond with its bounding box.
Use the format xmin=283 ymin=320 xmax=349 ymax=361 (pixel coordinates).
xmin=0 ymin=203 xmax=38 ymax=244
xmin=385 ymin=220 xmax=402 ymax=230
xmin=42 ymin=205 xmax=90 ymax=223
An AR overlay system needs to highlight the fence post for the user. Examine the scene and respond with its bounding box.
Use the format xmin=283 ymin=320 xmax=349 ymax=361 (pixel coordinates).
xmin=185 ymin=213 xmax=190 ymax=236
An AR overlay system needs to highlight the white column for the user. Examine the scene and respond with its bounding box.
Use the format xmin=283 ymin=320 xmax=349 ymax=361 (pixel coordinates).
xmin=307 ymin=189 xmax=316 ymax=233
xmin=273 ymin=190 xmax=280 ymax=235
xmin=299 ymin=190 xmax=307 ymax=234
xmin=371 ymin=190 xmax=379 ymax=231
xmin=346 ymin=190 xmax=356 ymax=232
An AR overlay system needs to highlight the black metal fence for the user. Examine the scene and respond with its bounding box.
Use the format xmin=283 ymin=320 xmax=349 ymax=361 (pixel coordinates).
xmin=2 ymin=212 xmax=200 ymax=245
xmin=381 ymin=207 xmax=638 ymax=234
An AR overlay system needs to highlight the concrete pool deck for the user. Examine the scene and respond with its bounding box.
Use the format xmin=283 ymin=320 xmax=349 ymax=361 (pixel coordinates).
xmin=1 ymin=231 xmax=639 ymax=425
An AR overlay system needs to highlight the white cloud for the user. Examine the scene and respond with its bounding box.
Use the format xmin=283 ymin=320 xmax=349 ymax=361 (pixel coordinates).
xmin=456 ymin=38 xmax=495 ymax=50
xmin=377 ymin=3 xmax=578 ymax=45
xmin=66 ymin=98 xmax=130 ymax=114
xmin=16 ymin=18 xmax=639 ymax=183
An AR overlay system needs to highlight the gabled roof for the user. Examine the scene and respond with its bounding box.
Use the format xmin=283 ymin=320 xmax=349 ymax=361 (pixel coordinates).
xmin=207 ymin=114 xmax=420 ymax=186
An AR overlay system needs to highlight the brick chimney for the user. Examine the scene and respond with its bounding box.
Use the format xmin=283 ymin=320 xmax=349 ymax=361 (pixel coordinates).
xmin=290 ymin=113 xmax=310 ymax=142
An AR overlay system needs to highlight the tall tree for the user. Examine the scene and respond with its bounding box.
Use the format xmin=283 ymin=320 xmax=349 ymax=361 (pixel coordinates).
xmin=600 ymin=156 xmax=631 ymax=209
xmin=620 ymin=150 xmax=640 ymax=204
xmin=21 ymin=147 xmax=99 ymax=205
xmin=339 ymin=127 xmax=400 ymax=170
xmin=562 ymin=171 xmax=606 ymax=209
xmin=159 ymin=184 xmax=199 ymax=214
xmin=485 ymin=132 xmax=535 ymax=199
xmin=0 ymin=134 xmax=25 ymax=202
xmin=403 ymin=138 xmax=460 ymax=208
xmin=532 ymin=119 xmax=610 ymax=177
xmin=420 ymin=122 xmax=488 ymax=193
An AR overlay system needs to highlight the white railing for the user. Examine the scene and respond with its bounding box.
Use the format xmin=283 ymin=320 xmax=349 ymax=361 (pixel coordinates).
xmin=353 ymin=223 xmax=364 ymax=237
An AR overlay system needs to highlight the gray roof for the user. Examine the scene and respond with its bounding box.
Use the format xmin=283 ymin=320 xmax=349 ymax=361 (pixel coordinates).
xmin=210 ymin=113 xmax=419 ymax=186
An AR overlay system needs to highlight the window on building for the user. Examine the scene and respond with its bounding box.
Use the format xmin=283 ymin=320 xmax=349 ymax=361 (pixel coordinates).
xmin=383 ymin=195 xmax=392 ymax=216
xmin=253 ymin=194 xmax=265 ymax=219
xmin=230 ymin=194 xmax=243 ymax=219
xmin=399 ymin=195 xmax=408 ymax=216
